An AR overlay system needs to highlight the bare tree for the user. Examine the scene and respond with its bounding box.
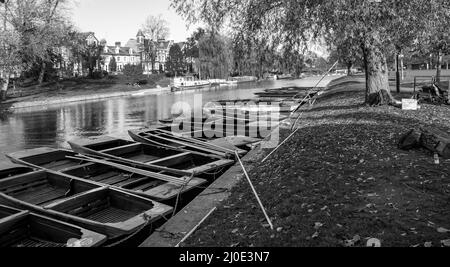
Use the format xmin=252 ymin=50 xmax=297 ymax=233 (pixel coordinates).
xmin=141 ymin=14 xmax=170 ymax=41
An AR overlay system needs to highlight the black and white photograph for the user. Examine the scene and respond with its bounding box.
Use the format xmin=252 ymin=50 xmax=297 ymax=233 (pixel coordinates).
xmin=0 ymin=0 xmax=449 ymax=254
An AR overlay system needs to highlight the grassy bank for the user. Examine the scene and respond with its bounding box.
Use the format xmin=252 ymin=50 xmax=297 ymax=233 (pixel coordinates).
xmin=183 ymin=78 xmax=450 ymax=247
xmin=0 ymin=74 xmax=171 ymax=110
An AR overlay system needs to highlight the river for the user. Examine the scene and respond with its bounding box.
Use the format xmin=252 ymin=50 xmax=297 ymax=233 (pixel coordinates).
xmin=0 ymin=76 xmax=337 ymax=160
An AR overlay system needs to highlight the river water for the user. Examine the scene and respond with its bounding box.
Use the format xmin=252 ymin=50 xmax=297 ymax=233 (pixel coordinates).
xmin=0 ymin=76 xmax=337 ymax=160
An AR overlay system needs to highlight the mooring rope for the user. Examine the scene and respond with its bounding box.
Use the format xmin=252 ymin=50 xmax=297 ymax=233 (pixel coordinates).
xmin=261 ymin=61 xmax=340 ymax=163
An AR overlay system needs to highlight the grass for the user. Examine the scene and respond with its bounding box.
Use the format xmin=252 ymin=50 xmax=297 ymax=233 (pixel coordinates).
xmin=2 ymin=74 xmax=171 ymax=103
xmin=182 ymin=79 xmax=450 ymax=247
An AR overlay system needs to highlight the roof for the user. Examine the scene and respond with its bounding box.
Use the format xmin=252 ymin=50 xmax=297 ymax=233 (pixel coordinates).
xmin=103 ymin=46 xmax=140 ymax=56
xmin=136 ymin=30 xmax=145 ymax=37
xmin=125 ymin=39 xmax=139 ymax=51
xmin=175 ymin=42 xmax=186 ymax=49
xmin=157 ymin=40 xmax=171 ymax=50
xmin=79 ymin=32 xmax=98 ymax=41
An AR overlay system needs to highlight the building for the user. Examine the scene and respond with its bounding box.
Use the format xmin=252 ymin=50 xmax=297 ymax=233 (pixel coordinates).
xmin=101 ymin=41 xmax=141 ymax=72
xmin=55 ymin=32 xmax=100 ymax=77
xmin=100 ymin=30 xmax=175 ymax=74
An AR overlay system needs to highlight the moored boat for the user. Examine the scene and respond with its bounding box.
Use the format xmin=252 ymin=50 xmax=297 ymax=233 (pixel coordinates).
xmin=170 ymin=76 xmax=211 ymax=91
xmin=255 ymin=87 xmax=321 ymax=99
xmin=0 ymin=205 xmax=107 ymax=247
xmin=7 ymin=148 xmax=207 ymax=202
xmin=0 ymin=162 xmax=33 ymax=179
xmin=67 ymin=136 xmax=235 ymax=178
xmin=0 ymin=164 xmax=173 ymax=239
xmin=229 ymin=76 xmax=258 ymax=84
xmin=128 ymin=128 xmax=248 ymax=158
xmin=158 ymin=116 xmax=278 ymax=139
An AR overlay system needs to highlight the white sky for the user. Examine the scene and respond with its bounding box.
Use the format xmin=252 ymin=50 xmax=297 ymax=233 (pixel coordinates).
xmin=69 ymin=0 xmax=197 ymax=44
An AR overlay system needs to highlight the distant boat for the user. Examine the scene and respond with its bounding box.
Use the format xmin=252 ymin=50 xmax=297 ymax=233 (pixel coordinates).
xmin=229 ymin=76 xmax=258 ymax=84
xmin=277 ymin=74 xmax=294 ymax=80
xmin=170 ymin=76 xmax=211 ymax=91
xmin=208 ymin=79 xmax=228 ymax=86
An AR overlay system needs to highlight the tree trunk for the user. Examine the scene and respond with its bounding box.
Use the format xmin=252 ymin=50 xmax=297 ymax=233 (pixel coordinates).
xmin=0 ymin=75 xmax=10 ymax=102
xmin=38 ymin=62 xmax=46 ymax=86
xmin=436 ymin=50 xmax=442 ymax=83
xmin=347 ymin=62 xmax=353 ymax=76
xmin=420 ymin=128 xmax=450 ymax=159
xmin=363 ymin=40 xmax=394 ymax=106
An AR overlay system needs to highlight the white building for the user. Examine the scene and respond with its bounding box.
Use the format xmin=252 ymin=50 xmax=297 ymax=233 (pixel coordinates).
xmin=100 ymin=30 xmax=176 ymax=74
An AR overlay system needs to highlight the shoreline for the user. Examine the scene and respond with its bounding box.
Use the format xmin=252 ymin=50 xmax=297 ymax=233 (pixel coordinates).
xmin=0 ymin=75 xmax=344 ymax=113
xmin=0 ymin=86 xmax=171 ymax=111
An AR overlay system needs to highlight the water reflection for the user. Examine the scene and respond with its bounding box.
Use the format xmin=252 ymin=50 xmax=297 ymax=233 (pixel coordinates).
xmin=0 ymin=77 xmax=337 ymax=160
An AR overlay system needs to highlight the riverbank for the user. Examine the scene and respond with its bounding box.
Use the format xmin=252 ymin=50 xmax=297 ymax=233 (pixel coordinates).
xmin=181 ymin=77 xmax=450 ymax=247
xmin=0 ymin=75 xmax=171 ymax=111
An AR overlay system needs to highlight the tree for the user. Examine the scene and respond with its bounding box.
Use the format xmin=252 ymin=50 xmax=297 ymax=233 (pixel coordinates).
xmin=171 ymin=0 xmax=449 ymax=105
xmin=421 ymin=8 xmax=450 ymax=82
xmin=109 ymin=56 xmax=117 ymax=72
xmin=69 ymin=32 xmax=103 ymax=78
xmin=141 ymin=14 xmax=170 ymax=41
xmin=2 ymin=0 xmax=73 ymax=85
xmin=198 ymin=31 xmax=233 ymax=79
xmin=328 ymin=37 xmax=362 ymax=76
xmin=184 ymin=28 xmax=206 ymax=73
xmin=166 ymin=44 xmax=185 ymax=76
xmin=123 ymin=64 xmax=143 ymax=79
xmin=0 ymin=30 xmax=21 ymax=101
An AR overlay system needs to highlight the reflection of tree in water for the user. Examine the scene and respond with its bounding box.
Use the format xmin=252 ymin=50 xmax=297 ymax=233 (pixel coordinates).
xmin=21 ymin=111 xmax=58 ymax=148
xmin=68 ymin=101 xmax=108 ymax=138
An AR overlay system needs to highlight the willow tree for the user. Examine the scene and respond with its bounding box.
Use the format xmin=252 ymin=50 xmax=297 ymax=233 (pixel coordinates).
xmin=171 ymin=0 xmax=449 ymax=105
xmin=198 ymin=31 xmax=232 ymax=79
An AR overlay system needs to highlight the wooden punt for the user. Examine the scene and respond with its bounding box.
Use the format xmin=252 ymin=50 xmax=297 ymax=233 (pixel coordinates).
xmin=204 ymin=100 xmax=297 ymax=114
xmin=0 ymin=169 xmax=173 ymax=238
xmin=160 ymin=114 xmax=254 ymax=126
xmin=0 ymin=162 xmax=34 ymax=180
xmin=128 ymin=128 xmax=250 ymax=158
xmin=7 ymin=147 xmax=207 ymax=202
xmin=0 ymin=186 xmax=173 ymax=239
xmin=0 ymin=169 xmax=100 ymax=207
xmin=68 ymin=136 xmax=235 ymax=177
xmin=159 ymin=115 xmax=281 ymax=140
xmin=254 ymin=87 xmax=321 ymax=99
xmin=0 ymin=205 xmax=106 ymax=247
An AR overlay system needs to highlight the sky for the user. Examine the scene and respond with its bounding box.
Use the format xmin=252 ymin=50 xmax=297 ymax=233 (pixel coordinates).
xmin=69 ymin=0 xmax=197 ymax=45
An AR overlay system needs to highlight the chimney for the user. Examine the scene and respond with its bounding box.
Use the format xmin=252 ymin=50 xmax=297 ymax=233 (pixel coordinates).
xmin=115 ymin=42 xmax=121 ymax=54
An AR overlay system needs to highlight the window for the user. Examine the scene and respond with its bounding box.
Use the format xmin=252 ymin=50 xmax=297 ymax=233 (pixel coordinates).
xmin=117 ymin=57 xmax=120 ymax=62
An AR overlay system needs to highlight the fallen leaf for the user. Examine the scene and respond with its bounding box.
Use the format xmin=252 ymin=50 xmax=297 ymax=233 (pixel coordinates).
xmin=314 ymin=222 xmax=324 ymax=230
xmin=312 ymin=232 xmax=319 ymax=239
xmin=437 ymin=227 xmax=450 ymax=233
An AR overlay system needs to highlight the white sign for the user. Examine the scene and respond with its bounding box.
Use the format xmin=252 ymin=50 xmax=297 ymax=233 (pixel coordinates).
xmin=402 ymin=99 xmax=418 ymax=110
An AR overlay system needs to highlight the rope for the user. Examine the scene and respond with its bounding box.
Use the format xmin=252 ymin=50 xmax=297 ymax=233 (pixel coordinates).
xmin=172 ymin=172 xmax=196 ymax=217
xmin=261 ymin=61 xmax=339 ymax=163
